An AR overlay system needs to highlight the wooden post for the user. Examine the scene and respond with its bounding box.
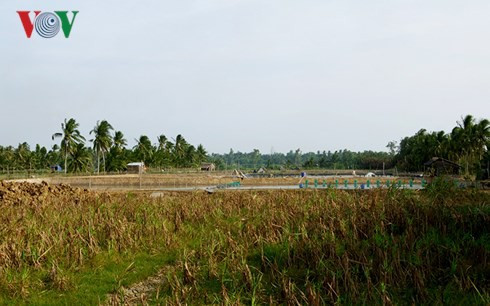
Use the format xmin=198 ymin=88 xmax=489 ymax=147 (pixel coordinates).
xmin=139 ymin=162 xmax=142 ymax=190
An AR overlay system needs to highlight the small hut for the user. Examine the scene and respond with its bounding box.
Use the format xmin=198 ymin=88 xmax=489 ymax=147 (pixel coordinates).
xmin=127 ymin=162 xmax=145 ymax=174
xmin=424 ymin=157 xmax=461 ymax=176
xmin=232 ymin=169 xmax=247 ymax=179
xmin=201 ymin=163 xmax=216 ymax=171
xmin=50 ymin=165 xmax=62 ymax=172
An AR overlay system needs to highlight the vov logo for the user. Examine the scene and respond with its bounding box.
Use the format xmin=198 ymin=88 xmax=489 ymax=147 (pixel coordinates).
xmin=17 ymin=11 xmax=79 ymax=39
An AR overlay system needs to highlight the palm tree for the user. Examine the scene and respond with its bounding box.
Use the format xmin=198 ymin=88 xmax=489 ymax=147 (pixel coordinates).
xmin=184 ymin=145 xmax=197 ymax=167
xmin=106 ymin=131 xmax=128 ymax=172
xmin=252 ymin=149 xmax=261 ymax=169
xmin=449 ymin=115 xmax=490 ymax=175
xmin=458 ymin=114 xmax=475 ymax=148
xmin=153 ymin=135 xmax=171 ymax=169
xmin=52 ymin=118 xmax=85 ymax=174
xmin=69 ymin=143 xmax=92 ymax=173
xmin=0 ymin=146 xmax=15 ymax=173
xmin=33 ymin=144 xmax=48 ymax=170
xmin=173 ymin=135 xmax=188 ymax=166
xmin=113 ymin=131 xmax=127 ymax=151
xmin=157 ymin=135 xmax=168 ymax=151
xmin=16 ymin=142 xmax=33 ymax=171
xmin=133 ymin=135 xmax=153 ymax=165
xmin=90 ymin=120 xmax=114 ymax=173
xmin=47 ymin=144 xmax=61 ymax=168
xmin=196 ymin=144 xmax=207 ymax=164
xmin=474 ymin=118 xmax=490 ymax=160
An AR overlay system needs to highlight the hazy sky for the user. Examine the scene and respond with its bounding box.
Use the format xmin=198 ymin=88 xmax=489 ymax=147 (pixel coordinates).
xmin=1 ymin=0 xmax=489 ymax=153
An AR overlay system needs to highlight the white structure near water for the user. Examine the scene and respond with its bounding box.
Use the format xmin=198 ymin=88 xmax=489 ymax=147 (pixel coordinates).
xmin=127 ymin=162 xmax=145 ymax=174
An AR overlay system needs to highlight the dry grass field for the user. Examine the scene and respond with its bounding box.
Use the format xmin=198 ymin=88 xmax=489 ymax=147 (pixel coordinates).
xmin=0 ymin=180 xmax=488 ymax=304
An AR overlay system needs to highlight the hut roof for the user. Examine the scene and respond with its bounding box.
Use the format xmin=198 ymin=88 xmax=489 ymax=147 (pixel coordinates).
xmin=424 ymin=157 xmax=461 ymax=168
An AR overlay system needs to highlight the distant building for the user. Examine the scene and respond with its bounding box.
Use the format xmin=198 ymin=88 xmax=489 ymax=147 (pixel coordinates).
xmin=127 ymin=162 xmax=145 ymax=174
xmin=232 ymin=169 xmax=247 ymax=179
xmin=50 ymin=165 xmax=62 ymax=172
xmin=424 ymin=157 xmax=461 ymax=176
xmin=201 ymin=163 xmax=216 ymax=171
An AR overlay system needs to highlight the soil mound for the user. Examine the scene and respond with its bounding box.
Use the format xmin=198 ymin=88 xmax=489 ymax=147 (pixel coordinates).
xmin=0 ymin=181 xmax=91 ymax=206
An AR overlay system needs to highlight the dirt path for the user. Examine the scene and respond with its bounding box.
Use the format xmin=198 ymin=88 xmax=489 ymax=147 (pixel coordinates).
xmin=106 ymin=269 xmax=168 ymax=305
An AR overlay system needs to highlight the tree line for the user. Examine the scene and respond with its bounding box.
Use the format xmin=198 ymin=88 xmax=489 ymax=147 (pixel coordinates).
xmin=209 ymin=149 xmax=394 ymax=171
xmin=394 ymin=114 xmax=489 ymax=178
xmin=0 ymin=115 xmax=488 ymax=178
xmin=0 ymin=118 xmax=208 ymax=173
xmin=209 ymin=115 xmax=489 ymax=178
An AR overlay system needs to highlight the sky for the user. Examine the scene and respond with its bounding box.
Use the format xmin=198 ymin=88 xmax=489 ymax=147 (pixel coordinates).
xmin=1 ymin=0 xmax=489 ymax=154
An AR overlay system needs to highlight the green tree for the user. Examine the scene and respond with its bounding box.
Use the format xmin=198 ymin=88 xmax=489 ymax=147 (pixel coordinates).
xmin=15 ymin=142 xmax=32 ymax=170
xmin=47 ymin=144 xmax=62 ymax=169
xmin=107 ymin=131 xmax=128 ymax=172
xmin=52 ymin=118 xmax=85 ymax=174
xmin=0 ymin=146 xmax=15 ymax=173
xmin=196 ymin=144 xmax=207 ymax=164
xmin=133 ymin=135 xmax=153 ymax=165
xmin=474 ymin=118 xmax=490 ymax=160
xmin=69 ymin=143 xmax=92 ymax=173
xmin=394 ymin=115 xmax=489 ymax=175
xmin=450 ymin=115 xmax=490 ymax=175
xmin=113 ymin=131 xmax=127 ymax=150
xmin=303 ymin=157 xmax=315 ymax=168
xmin=252 ymin=149 xmax=261 ymax=169
xmin=294 ymin=149 xmax=301 ymax=168
xmin=157 ymin=135 xmax=168 ymax=151
xmin=33 ymin=144 xmax=49 ymax=170
xmin=386 ymin=141 xmax=398 ymax=156
xmin=173 ymin=135 xmax=189 ymax=167
xmin=154 ymin=135 xmax=172 ymax=169
xmin=90 ymin=120 xmax=114 ymax=173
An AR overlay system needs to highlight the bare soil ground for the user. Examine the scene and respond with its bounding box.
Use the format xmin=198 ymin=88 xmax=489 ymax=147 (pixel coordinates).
xmin=106 ymin=267 xmax=173 ymax=306
xmin=0 ymin=180 xmax=93 ymax=206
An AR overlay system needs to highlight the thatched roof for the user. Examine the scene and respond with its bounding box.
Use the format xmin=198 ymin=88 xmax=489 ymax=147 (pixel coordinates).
xmin=424 ymin=157 xmax=461 ymax=168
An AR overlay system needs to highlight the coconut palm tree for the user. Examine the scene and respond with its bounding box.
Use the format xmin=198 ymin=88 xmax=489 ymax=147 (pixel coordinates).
xmin=474 ymin=118 xmax=490 ymax=160
xmin=52 ymin=118 xmax=85 ymax=174
xmin=153 ymin=135 xmax=171 ymax=169
xmin=47 ymin=144 xmax=62 ymax=168
xmin=157 ymin=135 xmax=168 ymax=151
xmin=184 ymin=145 xmax=197 ymax=167
xmin=451 ymin=115 xmax=474 ymax=173
xmin=433 ymin=130 xmax=449 ymax=158
xmin=196 ymin=144 xmax=207 ymax=164
xmin=15 ymin=142 xmax=33 ymax=171
xmin=69 ymin=143 xmax=92 ymax=173
xmin=90 ymin=120 xmax=114 ymax=173
xmin=449 ymin=115 xmax=490 ymax=174
xmin=0 ymin=146 xmax=15 ymax=174
xmin=133 ymin=135 xmax=153 ymax=165
xmin=173 ymin=134 xmax=189 ymax=166
xmin=105 ymin=131 xmax=128 ymax=172
xmin=113 ymin=131 xmax=127 ymax=151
